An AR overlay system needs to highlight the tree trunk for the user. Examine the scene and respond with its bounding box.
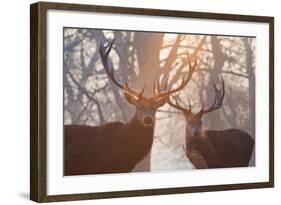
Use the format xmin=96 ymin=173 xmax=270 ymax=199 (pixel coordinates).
xmin=204 ymin=36 xmax=225 ymax=129
xmin=243 ymin=38 xmax=255 ymax=166
xmin=131 ymin=32 xmax=164 ymax=171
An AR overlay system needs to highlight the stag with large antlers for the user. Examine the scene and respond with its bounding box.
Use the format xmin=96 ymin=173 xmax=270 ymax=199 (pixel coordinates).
xmin=64 ymin=39 xmax=197 ymax=175
xmin=168 ymin=76 xmax=254 ymax=169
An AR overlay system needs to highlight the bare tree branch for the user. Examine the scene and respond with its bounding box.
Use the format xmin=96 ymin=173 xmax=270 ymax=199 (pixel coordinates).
xmin=197 ymin=68 xmax=249 ymax=78
xmin=66 ymin=68 xmax=105 ymax=124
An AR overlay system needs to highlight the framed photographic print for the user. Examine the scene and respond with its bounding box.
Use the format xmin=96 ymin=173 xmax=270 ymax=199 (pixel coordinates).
xmin=30 ymin=1 xmax=274 ymax=202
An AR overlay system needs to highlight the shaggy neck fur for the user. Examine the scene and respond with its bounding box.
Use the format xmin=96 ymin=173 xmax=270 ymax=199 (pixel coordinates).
xmin=124 ymin=114 xmax=154 ymax=159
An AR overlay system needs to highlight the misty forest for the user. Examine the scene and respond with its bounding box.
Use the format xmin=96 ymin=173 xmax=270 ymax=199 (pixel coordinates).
xmin=64 ymin=28 xmax=256 ymax=172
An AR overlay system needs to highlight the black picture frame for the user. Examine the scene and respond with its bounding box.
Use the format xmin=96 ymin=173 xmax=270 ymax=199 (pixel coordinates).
xmin=30 ymin=1 xmax=274 ymax=202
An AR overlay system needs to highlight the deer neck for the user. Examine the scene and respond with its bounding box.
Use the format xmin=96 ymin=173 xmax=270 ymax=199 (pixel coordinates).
xmin=124 ymin=114 xmax=155 ymax=150
xmin=128 ymin=114 xmax=154 ymax=136
xmin=185 ymin=126 xmax=193 ymax=147
xmin=185 ymin=126 xmax=205 ymax=149
xmin=124 ymin=114 xmax=154 ymax=159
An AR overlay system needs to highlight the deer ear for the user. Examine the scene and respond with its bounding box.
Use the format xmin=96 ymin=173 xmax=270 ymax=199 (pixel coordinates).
xmin=124 ymin=92 xmax=138 ymax=105
xmin=155 ymin=97 xmax=167 ymax=107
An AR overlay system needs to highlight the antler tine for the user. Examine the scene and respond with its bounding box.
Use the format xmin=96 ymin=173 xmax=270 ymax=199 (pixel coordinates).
xmin=157 ymin=77 xmax=161 ymax=94
xmin=99 ymin=39 xmax=143 ymax=99
xmin=198 ymin=76 xmax=225 ymax=116
xmin=124 ymin=82 xmax=144 ymax=99
xmin=188 ymin=98 xmax=192 ymax=112
xmin=153 ymin=80 xmax=157 ymax=95
xmin=168 ymin=95 xmax=192 ymax=114
xmin=138 ymin=84 xmax=146 ymax=99
xmin=162 ymin=73 xmax=170 ymax=91
xmin=153 ymin=78 xmax=161 ymax=96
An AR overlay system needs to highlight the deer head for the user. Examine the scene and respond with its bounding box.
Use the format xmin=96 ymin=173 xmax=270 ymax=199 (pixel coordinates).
xmin=99 ymin=39 xmax=197 ymax=127
xmin=168 ymin=76 xmax=225 ymax=136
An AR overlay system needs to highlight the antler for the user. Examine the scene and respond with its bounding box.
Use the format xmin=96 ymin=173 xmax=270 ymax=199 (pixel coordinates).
xmin=153 ymin=50 xmax=197 ymax=101
xmin=197 ymin=75 xmax=225 ymax=116
xmin=168 ymin=95 xmax=192 ymax=115
xmin=99 ymin=39 xmax=145 ymax=100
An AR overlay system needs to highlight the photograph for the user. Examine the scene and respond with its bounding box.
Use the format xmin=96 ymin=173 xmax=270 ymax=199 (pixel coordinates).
xmin=63 ymin=28 xmax=256 ymax=176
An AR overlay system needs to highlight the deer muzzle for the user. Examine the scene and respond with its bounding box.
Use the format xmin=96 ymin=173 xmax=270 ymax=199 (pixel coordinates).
xmin=143 ymin=116 xmax=154 ymax=127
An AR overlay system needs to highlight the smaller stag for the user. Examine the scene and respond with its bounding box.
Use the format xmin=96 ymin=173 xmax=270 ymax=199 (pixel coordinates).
xmin=168 ymin=77 xmax=254 ymax=169
xmin=64 ymin=39 xmax=197 ymax=175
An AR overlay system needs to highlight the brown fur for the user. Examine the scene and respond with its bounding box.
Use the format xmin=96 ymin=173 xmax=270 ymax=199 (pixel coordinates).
xmin=187 ymin=129 xmax=254 ymax=168
xmin=64 ymin=115 xmax=154 ymax=175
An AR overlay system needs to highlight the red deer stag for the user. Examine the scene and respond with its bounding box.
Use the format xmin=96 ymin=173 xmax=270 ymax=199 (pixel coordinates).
xmin=64 ymin=39 xmax=197 ymax=175
xmin=168 ymin=76 xmax=254 ymax=169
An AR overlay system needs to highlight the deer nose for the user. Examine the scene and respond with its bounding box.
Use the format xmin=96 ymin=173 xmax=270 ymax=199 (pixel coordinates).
xmin=143 ymin=116 xmax=153 ymax=125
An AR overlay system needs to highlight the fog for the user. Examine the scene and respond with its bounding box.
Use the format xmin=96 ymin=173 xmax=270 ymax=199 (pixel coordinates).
xmin=64 ymin=28 xmax=255 ymax=171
